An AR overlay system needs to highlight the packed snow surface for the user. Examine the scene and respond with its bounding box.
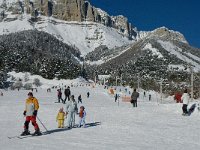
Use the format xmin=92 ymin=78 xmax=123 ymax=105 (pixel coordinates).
xmin=0 ymin=84 xmax=200 ymax=150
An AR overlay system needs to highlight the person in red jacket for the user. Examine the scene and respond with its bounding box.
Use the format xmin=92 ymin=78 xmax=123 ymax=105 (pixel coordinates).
xmin=21 ymin=92 xmax=42 ymax=136
xmin=175 ymin=93 xmax=182 ymax=103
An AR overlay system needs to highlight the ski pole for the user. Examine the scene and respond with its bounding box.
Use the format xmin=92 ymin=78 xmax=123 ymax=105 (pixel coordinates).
xmin=37 ymin=116 xmax=49 ymax=132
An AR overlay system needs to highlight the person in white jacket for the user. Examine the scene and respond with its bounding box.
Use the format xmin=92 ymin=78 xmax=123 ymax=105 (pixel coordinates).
xmin=181 ymin=89 xmax=190 ymax=115
xmin=66 ymin=95 xmax=78 ymax=128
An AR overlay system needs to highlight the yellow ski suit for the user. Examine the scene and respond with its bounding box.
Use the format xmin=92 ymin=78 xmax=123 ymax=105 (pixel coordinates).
xmin=56 ymin=112 xmax=65 ymax=128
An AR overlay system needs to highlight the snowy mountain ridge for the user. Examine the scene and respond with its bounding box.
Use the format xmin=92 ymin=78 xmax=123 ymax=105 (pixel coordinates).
xmin=137 ymin=27 xmax=188 ymax=44
xmin=0 ymin=14 xmax=133 ymax=55
xmin=0 ymin=0 xmax=191 ymax=57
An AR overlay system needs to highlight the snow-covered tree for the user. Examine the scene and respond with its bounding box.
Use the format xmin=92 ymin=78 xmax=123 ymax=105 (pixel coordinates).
xmin=33 ymin=78 xmax=41 ymax=87
xmin=14 ymin=80 xmax=23 ymax=89
xmin=24 ymin=72 xmax=29 ymax=82
xmin=24 ymin=83 xmax=32 ymax=90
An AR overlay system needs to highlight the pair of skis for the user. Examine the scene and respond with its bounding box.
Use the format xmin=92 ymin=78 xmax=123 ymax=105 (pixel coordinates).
xmin=8 ymin=116 xmax=49 ymax=140
xmin=8 ymin=132 xmax=44 ymax=139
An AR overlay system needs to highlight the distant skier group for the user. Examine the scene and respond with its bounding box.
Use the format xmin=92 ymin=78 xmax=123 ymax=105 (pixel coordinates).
xmin=57 ymin=86 xmax=71 ymax=104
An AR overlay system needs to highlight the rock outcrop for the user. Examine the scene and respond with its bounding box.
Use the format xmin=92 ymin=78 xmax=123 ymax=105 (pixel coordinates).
xmin=1 ymin=0 xmax=137 ymax=39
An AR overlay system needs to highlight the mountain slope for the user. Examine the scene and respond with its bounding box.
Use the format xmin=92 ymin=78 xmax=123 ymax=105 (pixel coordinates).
xmin=0 ymin=30 xmax=81 ymax=79
xmin=85 ymin=27 xmax=200 ymax=87
xmin=0 ymin=14 xmax=133 ymax=55
xmin=0 ymin=0 xmax=137 ymax=55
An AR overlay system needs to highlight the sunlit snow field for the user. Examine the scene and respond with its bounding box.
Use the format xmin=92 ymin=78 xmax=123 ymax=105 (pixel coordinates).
xmin=0 ymin=85 xmax=200 ymax=150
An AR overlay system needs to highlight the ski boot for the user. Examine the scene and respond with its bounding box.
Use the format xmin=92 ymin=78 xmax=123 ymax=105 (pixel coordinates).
xmin=182 ymin=113 xmax=189 ymax=116
xmin=21 ymin=129 xmax=30 ymax=136
xmin=32 ymin=129 xmax=42 ymax=136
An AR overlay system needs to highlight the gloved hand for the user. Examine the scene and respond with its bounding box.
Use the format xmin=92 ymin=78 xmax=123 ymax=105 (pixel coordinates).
xmin=23 ymin=111 xmax=26 ymax=116
xmin=33 ymin=110 xmax=37 ymax=116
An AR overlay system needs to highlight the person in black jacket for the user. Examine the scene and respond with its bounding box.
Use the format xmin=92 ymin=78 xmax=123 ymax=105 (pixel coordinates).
xmin=78 ymin=95 xmax=82 ymax=103
xmin=87 ymin=92 xmax=90 ymax=98
xmin=64 ymin=86 xmax=71 ymax=103
xmin=131 ymin=89 xmax=139 ymax=107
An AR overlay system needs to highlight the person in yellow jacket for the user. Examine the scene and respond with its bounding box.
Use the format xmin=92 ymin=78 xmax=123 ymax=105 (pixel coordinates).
xmin=56 ymin=107 xmax=65 ymax=128
xmin=21 ymin=92 xmax=41 ymax=136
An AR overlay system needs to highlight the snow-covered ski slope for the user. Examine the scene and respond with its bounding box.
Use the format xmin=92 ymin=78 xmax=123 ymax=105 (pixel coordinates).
xmin=0 ymin=85 xmax=200 ymax=150
xmin=0 ymin=14 xmax=132 ymax=55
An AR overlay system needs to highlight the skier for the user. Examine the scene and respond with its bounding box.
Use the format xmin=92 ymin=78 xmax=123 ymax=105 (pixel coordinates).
xmin=56 ymin=107 xmax=65 ymax=128
xmin=87 ymin=92 xmax=90 ymax=98
xmin=64 ymin=86 xmax=71 ymax=103
xmin=78 ymin=95 xmax=82 ymax=103
xmin=131 ymin=89 xmax=139 ymax=107
xmin=65 ymin=95 xmax=78 ymax=128
xmin=143 ymin=91 xmax=146 ymax=97
xmin=57 ymin=89 xmax=63 ymax=103
xmin=115 ymin=93 xmax=119 ymax=102
xmin=78 ymin=106 xmax=86 ymax=128
xmin=174 ymin=93 xmax=182 ymax=103
xmin=181 ymin=89 xmax=190 ymax=115
xmin=149 ymin=94 xmax=151 ymax=101
xmin=125 ymin=88 xmax=128 ymax=93
xmin=21 ymin=92 xmax=42 ymax=136
xmin=47 ymin=88 xmax=51 ymax=92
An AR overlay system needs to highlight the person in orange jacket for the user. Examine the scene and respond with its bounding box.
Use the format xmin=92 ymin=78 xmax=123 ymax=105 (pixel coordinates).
xmin=56 ymin=107 xmax=65 ymax=128
xmin=78 ymin=106 xmax=86 ymax=128
xmin=21 ymin=92 xmax=42 ymax=136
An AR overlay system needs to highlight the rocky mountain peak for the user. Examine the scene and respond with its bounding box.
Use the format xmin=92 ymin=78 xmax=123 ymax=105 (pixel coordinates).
xmin=137 ymin=27 xmax=187 ymax=44
xmin=151 ymin=27 xmax=188 ymax=43
xmin=0 ymin=0 xmax=137 ymax=39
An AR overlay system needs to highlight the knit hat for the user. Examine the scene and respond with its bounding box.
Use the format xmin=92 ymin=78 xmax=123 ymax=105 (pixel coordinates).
xmin=80 ymin=106 xmax=85 ymax=110
xmin=28 ymin=92 xmax=33 ymax=96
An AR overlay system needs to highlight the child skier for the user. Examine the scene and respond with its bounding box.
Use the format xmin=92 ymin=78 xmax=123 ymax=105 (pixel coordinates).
xmin=78 ymin=106 xmax=86 ymax=128
xmin=56 ymin=107 xmax=65 ymax=128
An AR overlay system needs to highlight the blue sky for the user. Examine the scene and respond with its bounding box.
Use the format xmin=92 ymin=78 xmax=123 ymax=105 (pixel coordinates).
xmin=90 ymin=0 xmax=200 ymax=48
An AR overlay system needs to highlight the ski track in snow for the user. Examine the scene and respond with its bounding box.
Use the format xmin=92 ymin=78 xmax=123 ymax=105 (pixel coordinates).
xmin=0 ymin=86 xmax=200 ymax=150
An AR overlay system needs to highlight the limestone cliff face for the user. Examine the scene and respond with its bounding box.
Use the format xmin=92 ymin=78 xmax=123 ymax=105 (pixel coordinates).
xmin=112 ymin=15 xmax=133 ymax=38
xmin=53 ymin=0 xmax=84 ymax=22
xmin=3 ymin=0 xmax=137 ymax=39
xmin=42 ymin=0 xmax=136 ymax=38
